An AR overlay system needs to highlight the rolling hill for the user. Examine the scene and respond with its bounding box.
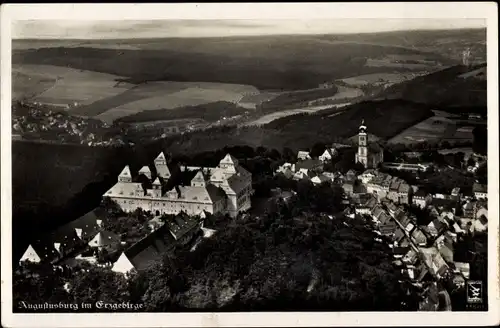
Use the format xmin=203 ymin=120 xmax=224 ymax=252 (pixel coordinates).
xmin=374 ymin=63 xmax=487 ymax=111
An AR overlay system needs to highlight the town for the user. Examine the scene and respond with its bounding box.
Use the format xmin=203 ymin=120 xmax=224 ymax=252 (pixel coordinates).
xmin=16 ymin=119 xmax=488 ymax=311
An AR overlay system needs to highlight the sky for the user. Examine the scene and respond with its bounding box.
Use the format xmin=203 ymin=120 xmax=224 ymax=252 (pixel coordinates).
xmin=12 ymin=19 xmax=486 ymax=39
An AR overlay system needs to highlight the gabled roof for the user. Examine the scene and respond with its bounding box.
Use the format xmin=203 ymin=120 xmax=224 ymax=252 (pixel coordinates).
xmin=478 ymin=215 xmax=488 ymax=225
xmin=219 ymin=153 xmax=239 ymax=166
xmin=206 ymin=184 xmax=227 ymax=203
xmin=88 ymin=230 xmax=121 ymax=247
xmin=21 ymin=239 xmax=60 ymax=263
xmin=105 ymin=182 xmax=145 ymax=198
xmin=138 ymin=166 xmax=151 ymax=174
xmin=165 ymin=215 xmax=200 ymax=240
xmin=152 ymin=177 xmax=162 ymax=186
xmin=155 ymin=152 xmax=166 ymax=161
xmin=52 ymin=210 xmax=101 ymax=243
xmin=473 ymin=183 xmax=487 ymax=193
xmin=122 ymin=225 xmax=177 ymax=271
xmin=119 ymin=165 xmax=132 ymax=178
xmin=178 ymin=186 xmax=214 ymax=204
xmin=192 ymin=170 xmax=207 ymax=183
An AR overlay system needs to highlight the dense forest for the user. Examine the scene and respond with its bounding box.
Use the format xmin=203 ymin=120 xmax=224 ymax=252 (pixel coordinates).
xmin=12 ymin=37 xmax=445 ymax=91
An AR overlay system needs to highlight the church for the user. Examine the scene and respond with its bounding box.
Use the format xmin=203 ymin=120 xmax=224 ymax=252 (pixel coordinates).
xmin=354 ymin=120 xmax=384 ymax=169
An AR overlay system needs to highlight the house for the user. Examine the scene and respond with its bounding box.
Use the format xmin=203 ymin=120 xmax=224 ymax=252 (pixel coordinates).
xmin=473 ymin=183 xmax=487 ymax=199
xmin=164 ymin=214 xmax=201 ymax=245
xmin=451 ymin=187 xmax=461 ymax=198
xmin=322 ymin=171 xmax=335 ymax=181
xmin=358 ymin=169 xmax=378 ymax=184
xmin=435 ymin=234 xmax=454 ymax=263
xmin=475 ymin=204 xmax=488 ymax=220
xmin=402 ymin=248 xmax=419 ymax=265
xmin=311 ymin=174 xmax=331 ymax=186
xmin=19 ymin=240 xmax=60 ymax=265
xmin=411 ymin=229 xmax=428 ymax=246
xmin=355 ymin=195 xmax=378 ymax=215
xmin=88 ymin=230 xmax=121 ymax=250
xmin=319 ymin=148 xmax=337 ymax=162
xmin=412 ymin=189 xmax=432 ymax=209
xmin=371 ymin=205 xmax=385 ymax=222
xmin=420 ymin=247 xmax=450 ymax=280
xmin=462 ymin=201 xmax=476 ymax=218
xmin=474 ymin=215 xmax=488 ymax=233
xmin=147 ymin=217 xmax=165 ymax=232
xmin=297 ymin=151 xmax=311 ymax=161
xmin=295 ymin=159 xmax=323 ymax=173
xmin=276 ymin=162 xmax=295 ymax=175
xmin=431 ymin=197 xmax=458 ymax=214
xmin=393 ymin=247 xmax=410 ymax=259
xmin=392 ymin=227 xmax=407 ymax=245
xmin=453 ymin=262 xmax=470 ymax=279
xmin=293 ymin=170 xmax=312 ymax=182
xmin=112 ymin=224 xmax=177 ymax=275
xmin=426 ymin=218 xmax=448 ymax=238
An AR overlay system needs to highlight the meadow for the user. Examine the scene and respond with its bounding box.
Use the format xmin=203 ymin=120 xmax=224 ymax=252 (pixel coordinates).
xmin=12 ymin=64 xmax=133 ymax=107
xmin=388 ymin=116 xmax=457 ymax=144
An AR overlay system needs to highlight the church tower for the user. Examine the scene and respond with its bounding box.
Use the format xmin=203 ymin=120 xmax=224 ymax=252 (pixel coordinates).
xmin=356 ymin=119 xmax=368 ymax=168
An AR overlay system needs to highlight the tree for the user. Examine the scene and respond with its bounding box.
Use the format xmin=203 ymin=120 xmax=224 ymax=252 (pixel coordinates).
xmin=68 ymin=266 xmax=131 ymax=307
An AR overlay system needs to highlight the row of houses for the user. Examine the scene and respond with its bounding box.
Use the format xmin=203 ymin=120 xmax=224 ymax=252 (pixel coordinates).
xmin=355 ymin=189 xmax=488 ymax=310
xmin=19 ymin=208 xmax=205 ymax=275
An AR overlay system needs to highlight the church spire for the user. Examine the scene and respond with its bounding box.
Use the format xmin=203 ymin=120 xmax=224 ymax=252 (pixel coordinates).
xmin=359 ymin=119 xmax=367 ymax=133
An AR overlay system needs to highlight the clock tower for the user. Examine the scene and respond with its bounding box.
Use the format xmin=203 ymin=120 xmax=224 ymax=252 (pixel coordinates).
xmin=356 ymin=119 xmax=368 ymax=168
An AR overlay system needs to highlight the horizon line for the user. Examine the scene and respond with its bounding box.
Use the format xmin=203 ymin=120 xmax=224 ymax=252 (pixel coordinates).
xmin=11 ymin=26 xmax=487 ymax=41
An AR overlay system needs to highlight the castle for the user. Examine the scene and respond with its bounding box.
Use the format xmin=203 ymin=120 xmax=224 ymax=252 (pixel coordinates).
xmin=104 ymin=152 xmax=253 ymax=218
xmin=354 ymin=120 xmax=384 ymax=169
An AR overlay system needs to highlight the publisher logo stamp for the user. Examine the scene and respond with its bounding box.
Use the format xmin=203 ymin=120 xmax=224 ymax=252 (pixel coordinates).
xmin=466 ymin=280 xmax=483 ymax=303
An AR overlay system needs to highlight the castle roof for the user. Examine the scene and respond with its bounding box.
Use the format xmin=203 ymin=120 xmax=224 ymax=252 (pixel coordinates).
xmin=105 ymin=182 xmax=145 ymax=198
xmin=155 ymin=152 xmax=166 ymax=161
xmin=219 ymin=153 xmax=239 ymax=166
xmin=119 ymin=165 xmax=132 ymax=178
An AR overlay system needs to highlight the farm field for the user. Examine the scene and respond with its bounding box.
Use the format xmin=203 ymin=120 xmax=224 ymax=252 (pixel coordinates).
xmin=11 ymin=70 xmax=56 ymax=100
xmin=339 ymin=72 xmax=427 ymax=87
xmin=95 ymin=81 xmax=260 ymax=123
xmin=388 ymin=116 xmax=457 ymax=144
xmin=13 ymin=64 xmax=133 ymax=107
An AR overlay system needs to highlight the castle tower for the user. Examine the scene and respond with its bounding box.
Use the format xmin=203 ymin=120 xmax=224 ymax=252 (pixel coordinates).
xmin=355 ymin=119 xmax=368 ymax=168
xmin=151 ymin=177 xmax=162 ymax=198
xmin=219 ymin=154 xmax=238 ymax=175
xmin=154 ymin=152 xmax=171 ymax=179
xmin=118 ymin=165 xmax=132 ymax=183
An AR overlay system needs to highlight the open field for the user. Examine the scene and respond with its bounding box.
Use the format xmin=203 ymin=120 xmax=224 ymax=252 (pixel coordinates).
xmin=339 ymin=72 xmax=427 ymax=87
xmin=11 ymin=70 xmax=56 ymax=100
xmin=388 ymin=116 xmax=457 ymax=144
xmin=94 ymin=82 xmax=260 ymax=123
xmin=13 ymin=64 xmax=133 ymax=107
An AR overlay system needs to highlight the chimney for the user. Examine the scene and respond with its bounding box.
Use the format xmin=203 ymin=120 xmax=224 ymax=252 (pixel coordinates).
xmin=75 ymin=228 xmax=83 ymax=239
xmin=54 ymin=243 xmax=61 ymax=253
xmin=96 ymin=219 xmax=102 ymax=227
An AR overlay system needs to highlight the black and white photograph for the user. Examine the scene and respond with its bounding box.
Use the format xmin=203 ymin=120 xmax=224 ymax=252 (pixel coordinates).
xmin=1 ymin=3 xmax=498 ymax=327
